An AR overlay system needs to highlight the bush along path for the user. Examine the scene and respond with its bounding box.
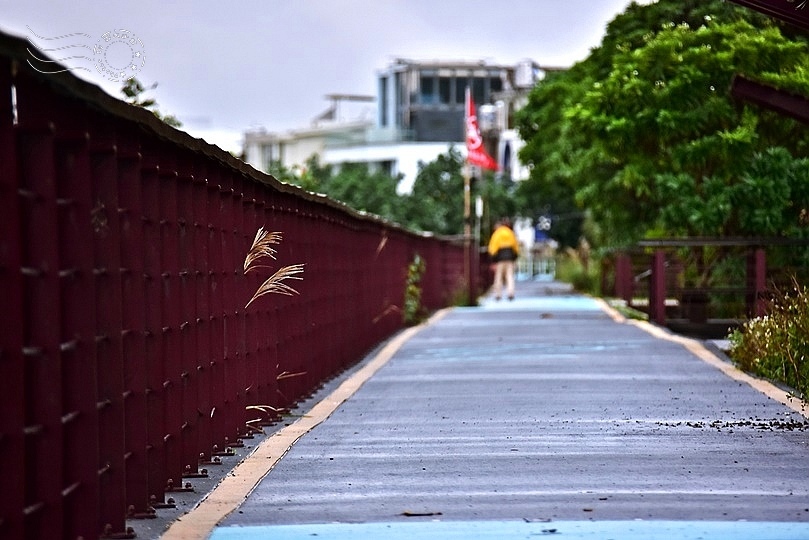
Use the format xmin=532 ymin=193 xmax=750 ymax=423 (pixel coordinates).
xmin=730 ymin=278 xmax=809 ymax=403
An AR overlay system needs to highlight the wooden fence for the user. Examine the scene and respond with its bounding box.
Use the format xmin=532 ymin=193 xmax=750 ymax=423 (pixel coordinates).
xmin=0 ymin=30 xmax=473 ymax=539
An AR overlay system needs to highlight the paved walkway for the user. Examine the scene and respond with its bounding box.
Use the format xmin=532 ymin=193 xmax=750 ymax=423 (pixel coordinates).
xmin=165 ymin=280 xmax=809 ymax=539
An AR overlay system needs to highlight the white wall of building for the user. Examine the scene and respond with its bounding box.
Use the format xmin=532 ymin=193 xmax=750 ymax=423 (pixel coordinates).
xmin=281 ymin=134 xmax=327 ymax=169
xmin=323 ymin=142 xmax=457 ymax=194
xmin=243 ymin=121 xmax=372 ymax=174
xmin=498 ymin=129 xmax=530 ymax=182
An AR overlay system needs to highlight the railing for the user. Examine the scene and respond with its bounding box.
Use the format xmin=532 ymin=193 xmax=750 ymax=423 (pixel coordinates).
xmin=516 ymin=254 xmax=556 ymax=281
xmin=0 ymin=31 xmax=474 ymax=539
xmin=601 ymin=238 xmax=809 ymax=337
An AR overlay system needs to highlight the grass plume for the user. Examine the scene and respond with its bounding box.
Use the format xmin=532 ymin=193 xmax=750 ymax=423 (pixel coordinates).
xmin=244 ymin=226 xmax=304 ymax=308
xmin=244 ymin=227 xmax=283 ymax=273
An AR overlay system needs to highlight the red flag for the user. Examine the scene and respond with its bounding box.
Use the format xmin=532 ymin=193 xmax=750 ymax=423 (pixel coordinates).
xmin=465 ymin=86 xmax=499 ymax=171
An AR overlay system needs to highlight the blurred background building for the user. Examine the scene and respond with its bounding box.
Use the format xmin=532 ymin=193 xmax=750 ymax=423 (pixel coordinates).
xmin=243 ymin=58 xmax=557 ymax=193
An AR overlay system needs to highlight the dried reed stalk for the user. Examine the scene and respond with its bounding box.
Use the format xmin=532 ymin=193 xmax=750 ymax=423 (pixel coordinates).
xmin=245 ymin=264 xmax=304 ymax=308
xmin=276 ymin=370 xmax=307 ymax=381
xmin=243 ymin=226 xmax=305 ymax=308
xmin=244 ymin=227 xmax=283 ymax=273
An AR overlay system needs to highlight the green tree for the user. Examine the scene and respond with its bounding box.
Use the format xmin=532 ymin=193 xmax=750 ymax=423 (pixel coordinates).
xmin=517 ymin=0 xmax=809 ymax=247
xmin=120 ymin=77 xmax=183 ymax=127
xmin=402 ymin=147 xmax=522 ymax=239
xmin=514 ymin=70 xmax=589 ymax=248
xmin=571 ymin=16 xmax=809 ymax=239
xmin=479 ymin=173 xmax=521 ymax=243
xmin=271 ymin=149 xmax=523 ymax=239
xmin=265 ymin=160 xmax=298 ymax=184
xmin=322 ymin=163 xmax=404 ymax=223
xmin=268 ymin=154 xmax=332 ymax=193
xmin=403 ymin=148 xmax=466 ymax=235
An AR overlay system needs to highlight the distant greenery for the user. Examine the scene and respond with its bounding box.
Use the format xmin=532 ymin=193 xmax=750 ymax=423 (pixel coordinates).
xmin=555 ymin=247 xmax=599 ymax=295
xmin=729 ymin=279 xmax=809 ymax=400
xmin=401 ymin=150 xmax=466 ymax=234
xmin=270 ymin=149 xmax=517 ymax=240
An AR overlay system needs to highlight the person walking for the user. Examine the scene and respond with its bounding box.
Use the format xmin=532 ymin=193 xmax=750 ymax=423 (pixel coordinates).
xmin=487 ymin=217 xmax=520 ymax=301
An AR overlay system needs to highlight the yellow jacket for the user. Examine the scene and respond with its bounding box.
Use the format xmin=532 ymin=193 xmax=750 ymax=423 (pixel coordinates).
xmin=487 ymin=225 xmax=520 ymax=259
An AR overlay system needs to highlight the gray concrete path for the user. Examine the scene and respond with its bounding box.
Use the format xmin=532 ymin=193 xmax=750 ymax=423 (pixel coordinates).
xmin=195 ymin=280 xmax=809 ymax=539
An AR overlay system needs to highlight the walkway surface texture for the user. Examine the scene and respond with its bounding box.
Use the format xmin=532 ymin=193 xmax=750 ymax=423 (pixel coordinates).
xmin=165 ymin=281 xmax=809 ymax=539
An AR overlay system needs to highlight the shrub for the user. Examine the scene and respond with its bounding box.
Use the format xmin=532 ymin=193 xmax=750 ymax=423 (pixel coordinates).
xmin=556 ymin=248 xmax=600 ymax=295
xmin=403 ymin=254 xmax=426 ymax=325
xmin=728 ymin=278 xmax=809 ymax=400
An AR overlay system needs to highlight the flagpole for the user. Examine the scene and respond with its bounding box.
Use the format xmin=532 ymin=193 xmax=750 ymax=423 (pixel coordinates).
xmin=463 ymin=85 xmax=498 ymax=305
xmin=463 ymin=161 xmax=472 ymax=304
xmin=463 ymin=87 xmax=472 ymax=305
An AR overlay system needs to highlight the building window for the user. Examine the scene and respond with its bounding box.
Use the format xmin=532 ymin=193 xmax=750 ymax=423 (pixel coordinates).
xmin=439 ymin=77 xmax=451 ymax=104
xmin=395 ymin=72 xmax=404 ymax=127
xmin=455 ymin=76 xmax=468 ymax=104
xmin=379 ymin=77 xmax=388 ymax=127
xmin=380 ymin=160 xmax=395 ymax=177
xmin=420 ymin=75 xmax=436 ymax=104
xmin=472 ymin=77 xmax=485 ymax=105
xmin=490 ymin=76 xmax=503 ymax=94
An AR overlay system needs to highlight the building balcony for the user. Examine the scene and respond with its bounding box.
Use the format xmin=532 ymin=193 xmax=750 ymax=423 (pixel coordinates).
xmin=324 ymin=127 xmax=416 ymax=148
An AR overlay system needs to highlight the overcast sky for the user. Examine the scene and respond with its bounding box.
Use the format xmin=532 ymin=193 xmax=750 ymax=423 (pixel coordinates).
xmin=0 ymin=1 xmax=648 ymax=153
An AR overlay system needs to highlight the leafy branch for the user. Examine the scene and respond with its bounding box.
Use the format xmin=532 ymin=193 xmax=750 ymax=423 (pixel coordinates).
xmin=120 ymin=77 xmax=183 ymax=128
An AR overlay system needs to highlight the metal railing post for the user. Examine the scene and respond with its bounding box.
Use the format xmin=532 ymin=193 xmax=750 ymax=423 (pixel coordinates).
xmin=615 ymin=253 xmax=633 ymax=304
xmin=0 ymin=55 xmax=25 ymax=540
xmin=18 ymin=124 xmax=65 ymax=539
xmin=89 ymin=124 xmax=129 ymax=537
xmin=649 ymin=250 xmax=667 ymax=325
xmin=55 ymin=130 xmax=103 ymax=537
xmin=116 ymin=132 xmax=153 ymax=519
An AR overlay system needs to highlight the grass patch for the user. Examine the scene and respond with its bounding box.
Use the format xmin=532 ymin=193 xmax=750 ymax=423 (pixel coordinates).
xmin=728 ymin=278 xmax=809 ymax=401
xmin=607 ymin=299 xmax=649 ymax=321
xmin=555 ymin=248 xmax=600 ymax=295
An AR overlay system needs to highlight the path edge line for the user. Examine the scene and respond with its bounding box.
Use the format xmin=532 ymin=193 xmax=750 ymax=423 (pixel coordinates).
xmin=162 ymin=308 xmax=452 ymax=540
xmin=594 ymin=298 xmax=807 ymax=418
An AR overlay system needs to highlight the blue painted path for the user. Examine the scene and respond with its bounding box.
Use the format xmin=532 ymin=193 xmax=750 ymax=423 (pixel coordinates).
xmin=211 ymin=519 xmax=809 ymax=540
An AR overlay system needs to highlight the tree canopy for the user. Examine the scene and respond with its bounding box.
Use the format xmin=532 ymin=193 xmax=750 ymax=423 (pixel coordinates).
xmin=516 ymin=0 xmax=809 ymax=248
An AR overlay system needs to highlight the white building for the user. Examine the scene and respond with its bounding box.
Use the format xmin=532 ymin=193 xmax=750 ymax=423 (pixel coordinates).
xmin=243 ymin=58 xmax=551 ymax=193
